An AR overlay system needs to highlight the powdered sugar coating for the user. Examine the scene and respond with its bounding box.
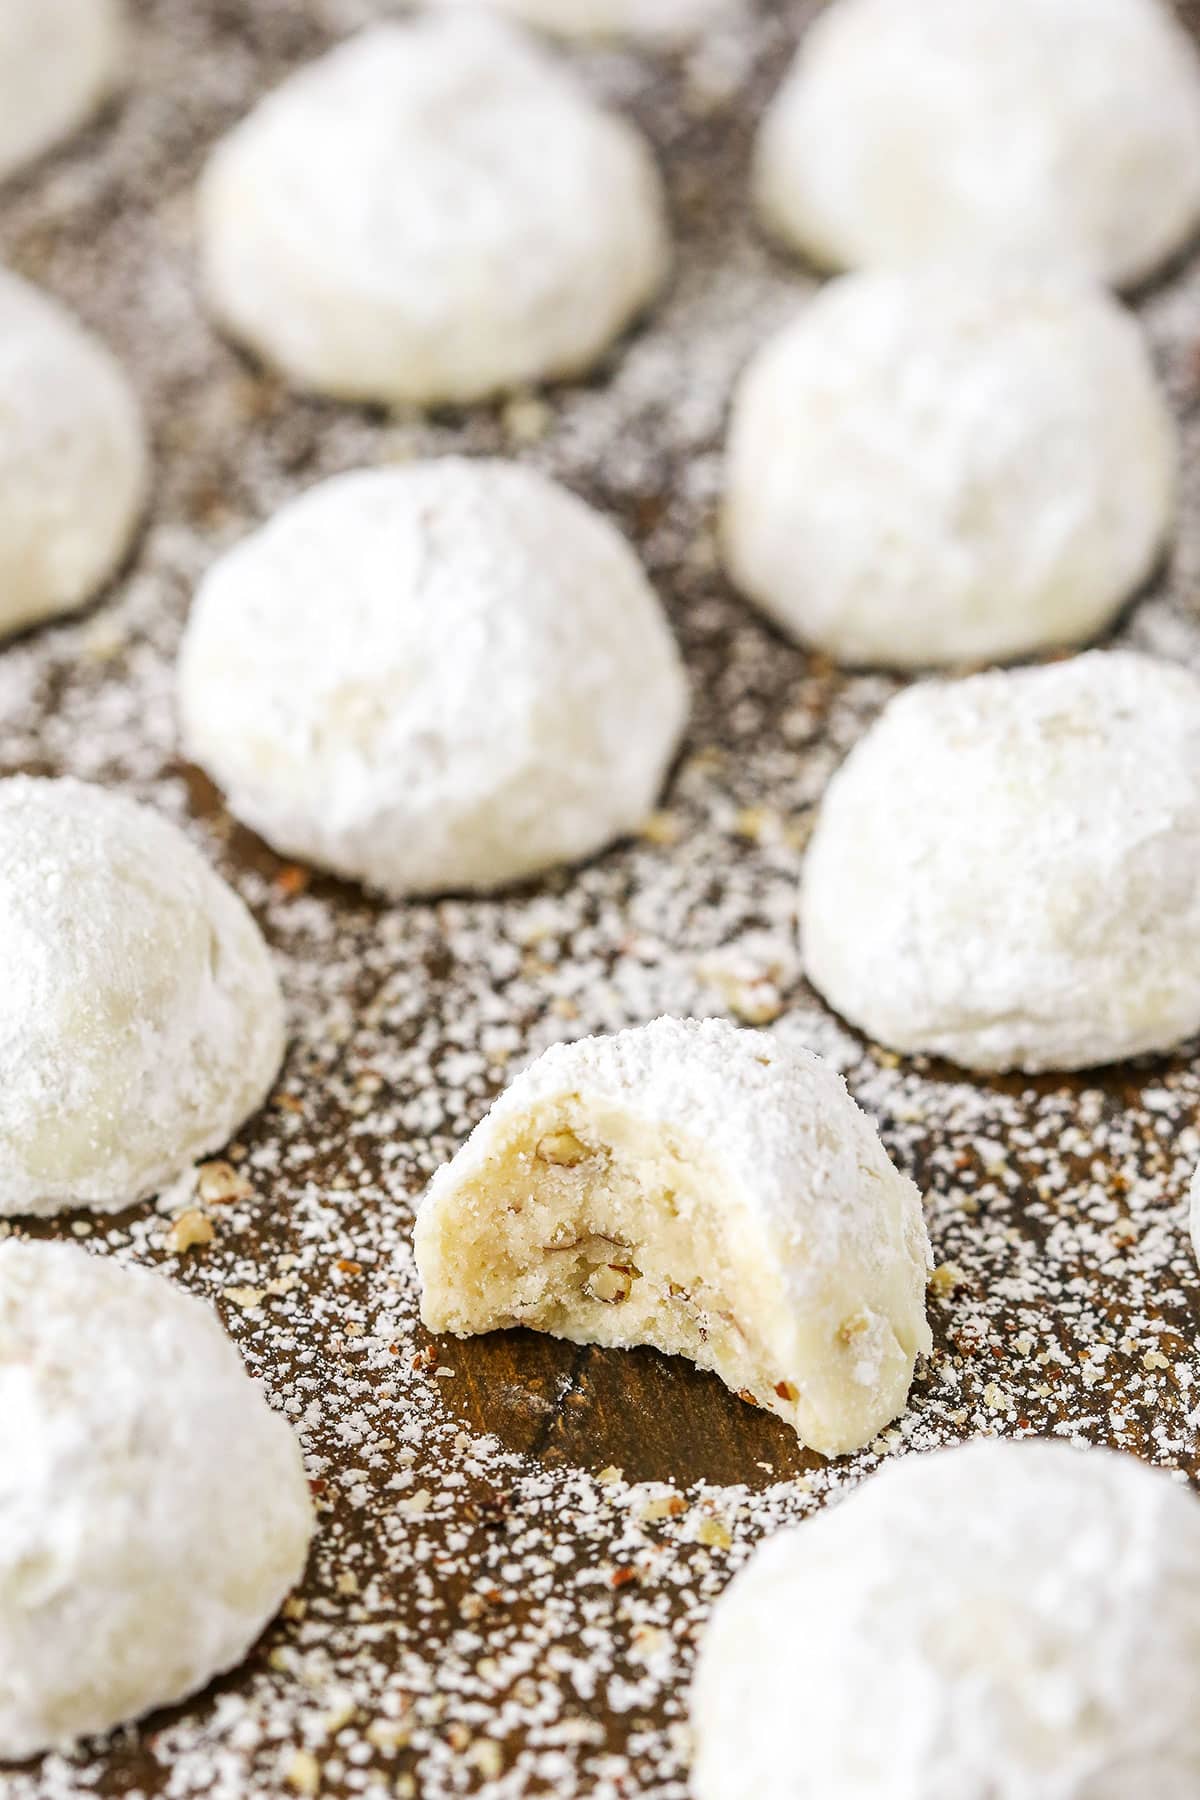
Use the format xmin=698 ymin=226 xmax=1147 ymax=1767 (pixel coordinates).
xmin=0 ymin=1239 xmax=313 ymax=1760
xmin=755 ymin=0 xmax=1200 ymax=289
xmin=177 ymin=459 xmax=688 ymax=896
xmin=416 ymin=1016 xmax=933 ymax=1454
xmin=800 ymin=650 xmax=1200 ymax=1072
xmin=723 ymin=266 xmax=1176 ymax=669
xmin=0 ymin=267 xmax=146 ymax=640
xmin=198 ymin=16 xmax=670 ymax=405
xmin=692 ymin=1438 xmax=1200 ymax=1800
xmin=0 ymin=0 xmax=124 ymax=184
xmin=0 ymin=778 xmax=285 ymax=1215
xmin=7 ymin=2 xmax=1200 ymax=1793
xmin=428 ymin=0 xmax=740 ymax=46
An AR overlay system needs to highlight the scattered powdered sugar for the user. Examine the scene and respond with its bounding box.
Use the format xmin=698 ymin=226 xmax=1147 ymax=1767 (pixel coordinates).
xmin=3 ymin=1 xmax=1200 ymax=1797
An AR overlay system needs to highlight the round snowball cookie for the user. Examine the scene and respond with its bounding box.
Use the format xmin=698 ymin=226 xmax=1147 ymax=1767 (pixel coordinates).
xmin=800 ymin=651 xmax=1200 ymax=1074
xmin=0 ymin=777 xmax=285 ymax=1216
xmin=723 ymin=266 xmax=1176 ymax=670
xmin=178 ymin=459 xmax=688 ymax=897
xmin=692 ymin=1439 xmax=1200 ymax=1800
xmin=0 ymin=1239 xmax=313 ymax=1759
xmin=754 ymin=0 xmax=1200 ymax=289
xmin=427 ymin=0 xmax=738 ymax=47
xmin=415 ymin=1016 xmax=932 ymax=1457
xmin=0 ymin=0 xmax=125 ymax=184
xmin=0 ymin=268 xmax=147 ymax=640
xmin=198 ymin=16 xmax=669 ymax=406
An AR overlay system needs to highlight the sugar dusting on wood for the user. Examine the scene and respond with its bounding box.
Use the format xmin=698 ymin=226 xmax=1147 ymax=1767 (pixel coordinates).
xmin=4 ymin=0 xmax=1200 ymax=1795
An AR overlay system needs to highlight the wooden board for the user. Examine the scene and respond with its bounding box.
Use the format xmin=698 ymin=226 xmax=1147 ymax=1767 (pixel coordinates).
xmin=6 ymin=3 xmax=1200 ymax=1796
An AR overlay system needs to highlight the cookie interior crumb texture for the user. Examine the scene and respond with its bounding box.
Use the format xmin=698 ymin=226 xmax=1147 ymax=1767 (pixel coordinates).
xmin=6 ymin=1 xmax=1200 ymax=1796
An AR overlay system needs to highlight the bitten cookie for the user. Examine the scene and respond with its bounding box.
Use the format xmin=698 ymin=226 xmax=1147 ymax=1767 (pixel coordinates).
xmin=414 ymin=1016 xmax=931 ymax=1457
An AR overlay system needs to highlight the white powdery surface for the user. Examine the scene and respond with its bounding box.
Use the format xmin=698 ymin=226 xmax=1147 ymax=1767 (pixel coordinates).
xmin=3 ymin=1 xmax=1200 ymax=1797
xmin=692 ymin=1440 xmax=1200 ymax=1800
xmin=0 ymin=776 xmax=285 ymax=1215
xmin=0 ymin=1239 xmax=314 ymax=1760
xmin=800 ymin=651 xmax=1200 ymax=1072
xmin=198 ymin=14 xmax=670 ymax=405
xmin=723 ymin=266 xmax=1177 ymax=668
xmin=178 ymin=459 xmax=687 ymax=896
xmin=0 ymin=266 xmax=147 ymax=640
xmin=755 ymin=0 xmax=1200 ymax=288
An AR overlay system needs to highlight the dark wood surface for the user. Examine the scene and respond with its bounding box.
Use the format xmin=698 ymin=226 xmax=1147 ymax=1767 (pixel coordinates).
xmin=6 ymin=3 xmax=1200 ymax=1797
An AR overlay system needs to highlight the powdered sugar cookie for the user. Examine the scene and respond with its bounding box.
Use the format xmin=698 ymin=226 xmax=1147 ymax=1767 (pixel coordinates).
xmin=755 ymin=0 xmax=1200 ymax=289
xmin=0 ymin=777 xmax=285 ymax=1216
xmin=0 ymin=1239 xmax=313 ymax=1759
xmin=428 ymin=0 xmax=737 ymax=46
xmin=177 ymin=459 xmax=688 ymax=897
xmin=692 ymin=1439 xmax=1200 ymax=1800
xmin=723 ymin=266 xmax=1175 ymax=669
xmin=414 ymin=1016 xmax=932 ymax=1457
xmin=800 ymin=652 xmax=1200 ymax=1072
xmin=0 ymin=0 xmax=125 ymax=183
xmin=199 ymin=16 xmax=669 ymax=405
xmin=0 ymin=268 xmax=147 ymax=639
